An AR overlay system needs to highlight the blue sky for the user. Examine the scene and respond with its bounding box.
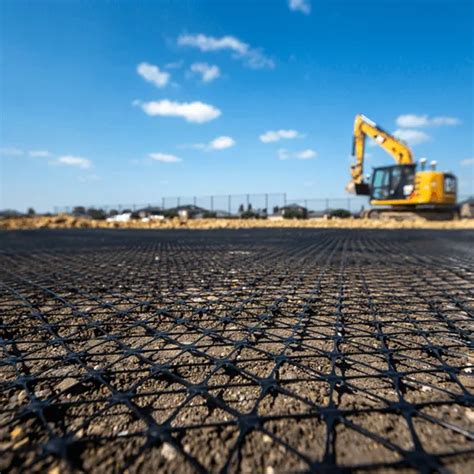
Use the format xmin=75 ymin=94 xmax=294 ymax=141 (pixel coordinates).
xmin=1 ymin=0 xmax=473 ymax=212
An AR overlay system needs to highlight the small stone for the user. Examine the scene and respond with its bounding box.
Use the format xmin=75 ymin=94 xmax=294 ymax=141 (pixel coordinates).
xmin=17 ymin=390 xmax=27 ymax=402
xmin=56 ymin=377 xmax=77 ymax=393
xmin=11 ymin=426 xmax=23 ymax=440
xmin=35 ymin=387 xmax=52 ymax=398
xmin=266 ymin=466 xmax=275 ymax=474
xmin=466 ymin=409 xmax=474 ymax=422
xmin=13 ymin=437 xmax=28 ymax=450
xmin=262 ymin=434 xmax=272 ymax=444
xmin=458 ymin=375 xmax=474 ymax=388
xmin=161 ymin=442 xmax=176 ymax=461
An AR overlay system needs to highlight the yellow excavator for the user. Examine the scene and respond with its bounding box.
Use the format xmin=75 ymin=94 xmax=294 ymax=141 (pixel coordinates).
xmin=347 ymin=114 xmax=458 ymax=219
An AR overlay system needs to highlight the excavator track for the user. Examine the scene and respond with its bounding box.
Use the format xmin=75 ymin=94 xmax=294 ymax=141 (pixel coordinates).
xmin=363 ymin=207 xmax=459 ymax=221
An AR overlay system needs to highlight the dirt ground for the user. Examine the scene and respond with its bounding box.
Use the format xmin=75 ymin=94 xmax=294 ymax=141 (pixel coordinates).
xmin=0 ymin=229 xmax=473 ymax=473
xmin=2 ymin=214 xmax=474 ymax=231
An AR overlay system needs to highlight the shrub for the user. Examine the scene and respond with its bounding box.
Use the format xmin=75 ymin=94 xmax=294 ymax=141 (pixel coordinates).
xmin=330 ymin=209 xmax=352 ymax=218
xmin=240 ymin=210 xmax=259 ymax=219
xmin=283 ymin=208 xmax=308 ymax=219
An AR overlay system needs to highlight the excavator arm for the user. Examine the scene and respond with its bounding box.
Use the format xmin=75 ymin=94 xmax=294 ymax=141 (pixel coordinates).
xmin=347 ymin=114 xmax=414 ymax=195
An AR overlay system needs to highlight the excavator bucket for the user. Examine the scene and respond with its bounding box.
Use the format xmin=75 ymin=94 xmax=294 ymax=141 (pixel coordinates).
xmin=354 ymin=183 xmax=371 ymax=196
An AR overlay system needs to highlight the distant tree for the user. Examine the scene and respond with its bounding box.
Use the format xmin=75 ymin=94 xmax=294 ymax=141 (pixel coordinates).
xmin=238 ymin=203 xmax=245 ymax=213
xmin=330 ymin=209 xmax=352 ymax=219
xmin=73 ymin=206 xmax=86 ymax=216
xmin=282 ymin=206 xmax=308 ymax=219
xmin=27 ymin=207 xmax=35 ymax=216
xmin=87 ymin=208 xmax=107 ymax=220
xmin=273 ymin=206 xmax=280 ymax=215
xmin=247 ymin=203 xmax=253 ymax=211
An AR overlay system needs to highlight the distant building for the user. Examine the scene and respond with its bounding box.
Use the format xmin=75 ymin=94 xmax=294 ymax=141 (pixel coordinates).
xmin=279 ymin=204 xmax=308 ymax=219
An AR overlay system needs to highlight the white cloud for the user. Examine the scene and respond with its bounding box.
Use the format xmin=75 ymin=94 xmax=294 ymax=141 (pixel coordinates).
xmin=396 ymin=114 xmax=461 ymax=128
xmin=396 ymin=114 xmax=430 ymax=128
xmin=134 ymin=99 xmax=221 ymax=123
xmin=149 ymin=152 xmax=182 ymax=163
xmin=190 ymin=63 xmax=221 ymax=82
xmin=0 ymin=147 xmax=24 ymax=156
xmin=29 ymin=150 xmax=52 ymax=158
xmin=188 ymin=135 xmax=236 ymax=151
xmin=295 ymin=149 xmax=317 ymax=159
xmin=278 ymin=148 xmax=317 ymax=160
xmin=57 ymin=155 xmax=92 ymax=169
xmin=288 ymin=0 xmax=311 ymax=15
xmin=431 ymin=116 xmax=462 ymax=126
xmin=137 ymin=62 xmax=170 ymax=88
xmin=393 ymin=129 xmax=430 ymax=145
xmin=460 ymin=158 xmax=474 ymax=167
xmin=177 ymin=33 xmax=274 ymax=69
xmin=259 ymin=129 xmax=302 ymax=143
xmin=209 ymin=136 xmax=235 ymax=150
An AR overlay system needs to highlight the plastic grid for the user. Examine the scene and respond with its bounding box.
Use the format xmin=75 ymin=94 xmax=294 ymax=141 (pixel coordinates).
xmin=0 ymin=229 xmax=473 ymax=473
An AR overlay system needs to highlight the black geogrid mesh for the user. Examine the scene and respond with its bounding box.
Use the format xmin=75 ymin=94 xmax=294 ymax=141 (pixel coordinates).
xmin=1 ymin=229 xmax=473 ymax=473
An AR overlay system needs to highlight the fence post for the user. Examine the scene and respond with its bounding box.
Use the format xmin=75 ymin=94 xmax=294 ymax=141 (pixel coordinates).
xmin=193 ymin=196 xmax=197 ymax=206
xmin=246 ymin=194 xmax=250 ymax=208
xmin=177 ymin=197 xmax=181 ymax=207
xmin=325 ymin=198 xmax=329 ymax=210
xmin=228 ymin=195 xmax=231 ymax=214
xmin=210 ymin=195 xmax=214 ymax=211
xmin=161 ymin=197 xmax=165 ymax=209
xmin=283 ymin=193 xmax=287 ymax=206
xmin=265 ymin=193 xmax=268 ymax=211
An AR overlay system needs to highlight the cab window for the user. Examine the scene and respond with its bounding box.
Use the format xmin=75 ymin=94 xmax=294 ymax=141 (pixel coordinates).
xmin=444 ymin=175 xmax=456 ymax=194
xmin=371 ymin=169 xmax=390 ymax=200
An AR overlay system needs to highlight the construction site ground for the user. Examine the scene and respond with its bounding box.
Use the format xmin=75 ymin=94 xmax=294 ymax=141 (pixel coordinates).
xmin=1 ymin=228 xmax=473 ymax=473
xmin=2 ymin=215 xmax=474 ymax=231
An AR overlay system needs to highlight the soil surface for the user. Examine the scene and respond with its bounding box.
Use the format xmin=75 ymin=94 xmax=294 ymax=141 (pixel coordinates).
xmin=1 ymin=228 xmax=473 ymax=473
xmin=2 ymin=214 xmax=474 ymax=231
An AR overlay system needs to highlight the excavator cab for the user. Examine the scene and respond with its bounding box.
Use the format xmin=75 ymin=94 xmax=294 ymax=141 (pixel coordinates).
xmin=370 ymin=164 xmax=416 ymax=201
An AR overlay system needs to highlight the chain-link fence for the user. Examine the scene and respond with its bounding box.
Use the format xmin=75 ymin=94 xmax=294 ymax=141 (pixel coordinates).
xmin=53 ymin=193 xmax=373 ymax=216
